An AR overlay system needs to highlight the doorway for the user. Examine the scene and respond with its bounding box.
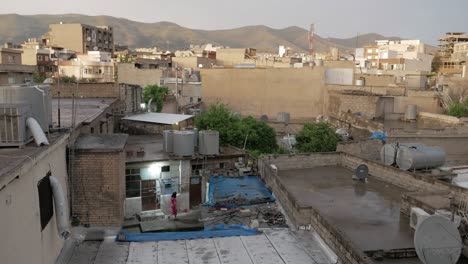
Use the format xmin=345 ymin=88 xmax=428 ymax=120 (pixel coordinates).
xmin=189 ymin=176 xmax=202 ymax=208
xmin=141 ymin=180 xmax=159 ymax=211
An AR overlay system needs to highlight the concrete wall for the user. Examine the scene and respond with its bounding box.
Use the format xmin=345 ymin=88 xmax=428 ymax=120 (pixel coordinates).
xmin=0 ymin=136 xmax=69 ymax=264
xmin=201 ymin=67 xmax=326 ymax=120
xmin=394 ymin=90 xmax=443 ymax=114
xmin=117 ymin=63 xmax=163 ymax=87
xmin=72 ymin=150 xmax=126 ymax=226
xmin=336 ymin=139 xmax=383 ymax=161
xmin=355 ymin=74 xmax=396 ymax=86
xmin=48 ymin=24 xmax=84 ymax=53
xmin=52 ymin=82 xmax=120 ymax=98
xmin=327 ymin=91 xmax=380 ymax=119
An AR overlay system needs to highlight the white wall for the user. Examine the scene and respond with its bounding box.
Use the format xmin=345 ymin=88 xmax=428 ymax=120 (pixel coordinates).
xmin=0 ymin=136 xmax=69 ymax=264
xmin=325 ymin=68 xmax=354 ymax=85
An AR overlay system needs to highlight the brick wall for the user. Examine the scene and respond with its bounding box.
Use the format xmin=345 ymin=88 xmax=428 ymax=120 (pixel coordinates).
xmin=72 ymin=151 xmax=125 ymax=226
xmin=51 ymin=83 xmax=120 ymax=98
xmin=328 ymin=92 xmax=380 ymax=119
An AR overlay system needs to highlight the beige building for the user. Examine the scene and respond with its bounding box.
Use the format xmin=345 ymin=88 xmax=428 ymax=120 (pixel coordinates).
xmin=43 ymin=23 xmax=114 ymax=55
xmin=0 ymin=44 xmax=35 ymax=84
xmin=216 ymin=48 xmax=257 ymax=66
xmin=117 ymin=62 xmax=163 ymax=87
xmin=59 ymin=51 xmax=114 ymax=82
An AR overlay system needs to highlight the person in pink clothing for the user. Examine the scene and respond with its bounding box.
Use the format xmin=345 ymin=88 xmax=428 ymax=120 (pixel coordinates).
xmin=171 ymin=192 xmax=178 ymax=219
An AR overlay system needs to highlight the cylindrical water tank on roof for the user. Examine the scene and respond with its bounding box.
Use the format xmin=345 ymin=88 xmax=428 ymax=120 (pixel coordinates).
xmin=396 ymin=145 xmax=446 ymax=171
xmin=405 ymin=105 xmax=417 ymax=121
xmin=173 ymin=131 xmax=195 ymax=156
xmin=163 ymin=130 xmax=175 ymax=153
xmin=184 ymin=127 xmax=198 ymax=148
xmin=380 ymin=143 xmax=425 ymax=166
xmin=199 ymin=130 xmax=219 ymax=155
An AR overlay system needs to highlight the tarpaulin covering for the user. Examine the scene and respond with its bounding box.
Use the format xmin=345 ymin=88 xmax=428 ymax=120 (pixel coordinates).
xmin=116 ymin=224 xmax=261 ymax=242
xmin=369 ymin=132 xmax=387 ymax=142
xmin=204 ymin=175 xmax=275 ymax=208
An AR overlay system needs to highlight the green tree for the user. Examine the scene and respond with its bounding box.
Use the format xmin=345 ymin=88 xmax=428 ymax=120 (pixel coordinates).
xmin=296 ymin=122 xmax=341 ymax=153
xmin=447 ymin=102 xmax=468 ymax=117
xmin=195 ymin=103 xmax=279 ymax=154
xmin=33 ymin=72 xmax=46 ymax=83
xmin=432 ymin=54 xmax=442 ymax=73
xmin=143 ymin=84 xmax=170 ymax=112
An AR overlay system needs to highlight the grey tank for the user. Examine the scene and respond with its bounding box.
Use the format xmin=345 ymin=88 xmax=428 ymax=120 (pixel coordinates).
xmin=199 ymin=130 xmax=220 ymax=155
xmin=380 ymin=143 xmax=425 ymax=166
xmin=163 ymin=130 xmax=175 ymax=153
xmin=173 ymin=130 xmax=195 ymax=156
xmin=396 ymin=145 xmax=446 ymax=171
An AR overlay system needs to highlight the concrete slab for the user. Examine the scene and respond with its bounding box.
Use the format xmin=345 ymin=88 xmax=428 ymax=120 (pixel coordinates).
xmin=60 ymin=229 xmax=334 ymax=264
xmin=94 ymin=237 xmax=129 ymax=264
xmin=140 ymin=210 xmax=203 ymax=232
xmin=127 ymin=242 xmax=158 ymax=263
xmin=278 ymin=166 xmax=415 ymax=252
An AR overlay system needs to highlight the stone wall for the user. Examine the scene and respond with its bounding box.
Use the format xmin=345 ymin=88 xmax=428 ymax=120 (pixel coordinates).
xmin=72 ymin=151 xmax=126 ymax=226
xmin=336 ymin=139 xmax=383 ymax=161
xmin=327 ymin=91 xmax=380 ymax=119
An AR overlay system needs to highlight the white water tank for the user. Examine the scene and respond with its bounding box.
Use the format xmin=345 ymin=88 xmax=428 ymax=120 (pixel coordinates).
xmin=405 ymin=105 xmax=417 ymax=121
xmin=184 ymin=127 xmax=198 ymax=148
xmin=163 ymin=130 xmax=174 ymax=153
xmin=173 ymin=131 xmax=195 ymax=156
xmin=396 ymin=145 xmax=446 ymax=171
xmin=199 ymin=130 xmax=219 ymax=155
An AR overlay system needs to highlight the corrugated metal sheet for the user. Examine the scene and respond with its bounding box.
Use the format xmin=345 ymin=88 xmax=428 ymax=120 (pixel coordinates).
xmin=123 ymin=113 xmax=193 ymax=125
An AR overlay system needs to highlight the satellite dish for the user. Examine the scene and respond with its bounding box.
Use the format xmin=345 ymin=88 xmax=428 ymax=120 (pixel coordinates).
xmin=355 ymin=164 xmax=368 ymax=180
xmin=86 ymin=37 xmax=91 ymax=41
xmin=93 ymin=46 xmax=98 ymax=51
xmin=414 ymin=215 xmax=462 ymax=264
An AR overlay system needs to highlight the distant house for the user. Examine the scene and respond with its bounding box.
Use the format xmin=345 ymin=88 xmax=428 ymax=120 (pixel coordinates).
xmin=0 ymin=43 xmax=35 ymax=84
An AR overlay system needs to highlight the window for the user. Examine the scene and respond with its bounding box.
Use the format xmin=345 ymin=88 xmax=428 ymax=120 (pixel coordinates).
xmin=367 ymin=56 xmax=372 ymax=60
xmin=190 ymin=97 xmax=193 ymax=103
xmin=37 ymin=55 xmax=43 ymax=61
xmin=37 ymin=172 xmax=53 ymax=230
xmin=219 ymin=163 xmax=225 ymax=169
xmin=90 ymin=127 xmax=94 ymax=134
xmin=126 ymin=168 xmax=141 ymax=198
xmin=367 ymin=49 xmax=373 ymax=53
xmin=44 ymin=56 xmax=49 ymax=61
xmin=161 ymin=166 xmax=170 ymax=172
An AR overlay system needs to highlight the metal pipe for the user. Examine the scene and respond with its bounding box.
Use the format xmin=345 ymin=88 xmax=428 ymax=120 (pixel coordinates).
xmin=49 ymin=176 xmax=71 ymax=240
xmin=26 ymin=117 xmax=49 ymax=146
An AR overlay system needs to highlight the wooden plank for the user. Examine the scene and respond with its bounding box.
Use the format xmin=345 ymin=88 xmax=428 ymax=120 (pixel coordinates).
xmin=213 ymin=237 xmax=254 ymax=264
xmin=127 ymin=242 xmax=158 ymax=264
xmin=157 ymin=240 xmax=189 ymax=264
xmin=240 ymin=235 xmax=285 ymax=264
xmin=94 ymin=237 xmax=129 ymax=264
xmin=264 ymin=229 xmax=317 ymax=264
xmin=187 ymin=238 xmax=221 ymax=264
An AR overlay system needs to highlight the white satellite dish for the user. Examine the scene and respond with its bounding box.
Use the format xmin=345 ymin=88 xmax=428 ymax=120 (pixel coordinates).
xmin=87 ymin=37 xmax=91 ymax=41
xmin=414 ymin=215 xmax=462 ymax=264
xmin=93 ymin=46 xmax=98 ymax=51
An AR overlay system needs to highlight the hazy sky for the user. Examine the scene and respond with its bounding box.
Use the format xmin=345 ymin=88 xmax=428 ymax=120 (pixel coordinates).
xmin=1 ymin=0 xmax=467 ymax=44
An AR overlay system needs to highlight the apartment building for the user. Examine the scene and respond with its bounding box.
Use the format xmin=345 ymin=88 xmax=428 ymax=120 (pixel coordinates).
xmin=58 ymin=51 xmax=114 ymax=82
xmin=43 ymin=23 xmax=114 ymax=55
xmin=0 ymin=43 xmax=35 ymax=84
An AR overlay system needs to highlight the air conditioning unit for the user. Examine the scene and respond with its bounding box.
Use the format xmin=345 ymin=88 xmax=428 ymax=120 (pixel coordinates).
xmin=0 ymin=104 xmax=32 ymax=147
xmin=410 ymin=207 xmax=430 ymax=230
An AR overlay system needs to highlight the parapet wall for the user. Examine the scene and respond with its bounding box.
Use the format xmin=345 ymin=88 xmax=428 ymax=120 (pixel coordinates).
xmin=51 ymin=82 xmax=121 ymax=98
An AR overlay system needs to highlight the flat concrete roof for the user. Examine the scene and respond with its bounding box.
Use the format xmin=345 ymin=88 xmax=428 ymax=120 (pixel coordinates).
xmin=52 ymin=98 xmax=117 ymax=128
xmin=123 ymin=112 xmax=193 ymax=125
xmin=278 ymin=166 xmax=415 ymax=253
xmin=59 ymin=229 xmax=333 ymax=264
xmin=75 ymin=134 xmax=128 ymax=151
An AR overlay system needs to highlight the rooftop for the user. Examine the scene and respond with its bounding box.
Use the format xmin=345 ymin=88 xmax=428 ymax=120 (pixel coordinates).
xmin=59 ymin=228 xmax=333 ymax=264
xmin=75 ymin=134 xmax=128 ymax=152
xmin=122 ymin=112 xmax=193 ymax=125
xmin=52 ymin=98 xmax=116 ymax=128
xmin=278 ymin=166 xmax=417 ymax=261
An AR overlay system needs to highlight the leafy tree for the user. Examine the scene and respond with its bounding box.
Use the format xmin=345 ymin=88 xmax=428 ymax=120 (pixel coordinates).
xmin=296 ymin=122 xmax=341 ymax=153
xmin=432 ymin=54 xmax=442 ymax=73
xmin=33 ymin=72 xmax=46 ymax=83
xmin=143 ymin=84 xmax=170 ymax=112
xmin=447 ymin=102 xmax=468 ymax=117
xmin=195 ymin=103 xmax=279 ymax=154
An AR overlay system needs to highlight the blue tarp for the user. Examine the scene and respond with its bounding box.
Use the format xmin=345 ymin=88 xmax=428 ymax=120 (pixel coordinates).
xmin=116 ymin=224 xmax=261 ymax=242
xmin=204 ymin=175 xmax=275 ymax=208
xmin=369 ymin=132 xmax=387 ymax=141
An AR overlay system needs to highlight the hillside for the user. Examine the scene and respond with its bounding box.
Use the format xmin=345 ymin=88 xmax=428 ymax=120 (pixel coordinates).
xmin=0 ymin=14 xmax=431 ymax=53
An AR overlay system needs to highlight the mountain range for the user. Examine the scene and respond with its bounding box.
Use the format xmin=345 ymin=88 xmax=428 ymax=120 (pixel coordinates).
xmin=0 ymin=14 xmax=435 ymax=54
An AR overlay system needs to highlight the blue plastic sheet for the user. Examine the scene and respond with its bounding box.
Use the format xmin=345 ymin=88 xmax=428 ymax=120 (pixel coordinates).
xmin=116 ymin=224 xmax=261 ymax=242
xmin=204 ymin=175 xmax=275 ymax=208
xmin=369 ymin=132 xmax=387 ymax=142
